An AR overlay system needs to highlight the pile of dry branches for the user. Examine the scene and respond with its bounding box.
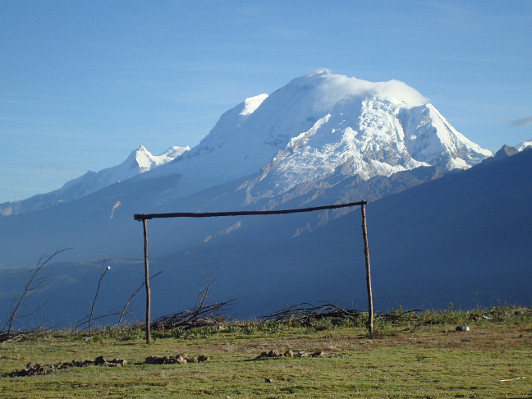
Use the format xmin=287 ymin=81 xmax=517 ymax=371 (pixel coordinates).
xmin=260 ymin=303 xmax=363 ymax=324
xmin=151 ymin=283 xmax=235 ymax=331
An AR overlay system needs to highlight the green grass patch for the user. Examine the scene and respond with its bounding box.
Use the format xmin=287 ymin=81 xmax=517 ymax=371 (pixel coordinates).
xmin=1 ymin=306 xmax=530 ymax=398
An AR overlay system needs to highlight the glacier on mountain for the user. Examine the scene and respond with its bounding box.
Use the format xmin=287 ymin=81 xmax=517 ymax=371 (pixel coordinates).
xmin=61 ymin=145 xmax=189 ymax=194
xmin=144 ymin=71 xmax=492 ymax=203
xmin=516 ymin=139 xmax=532 ymax=152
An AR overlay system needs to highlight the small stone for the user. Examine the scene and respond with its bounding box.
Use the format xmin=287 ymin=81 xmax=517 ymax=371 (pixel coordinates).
xmin=94 ymin=356 xmax=106 ymax=365
xmin=189 ymin=357 xmax=199 ymax=363
xmin=456 ymin=325 xmax=470 ymax=332
xmin=296 ymin=351 xmax=309 ymax=358
xmin=284 ymin=350 xmax=294 ymax=357
xmin=145 ymin=356 xmax=160 ymax=364
xmin=112 ymin=358 xmax=127 ymax=366
xmin=267 ymin=350 xmax=280 ymax=357
xmin=311 ymin=351 xmax=325 ymax=358
xmin=198 ymin=355 xmax=210 ymax=363
xmin=265 ymin=378 xmax=273 ymax=383
xmin=176 ymin=355 xmax=187 ymax=364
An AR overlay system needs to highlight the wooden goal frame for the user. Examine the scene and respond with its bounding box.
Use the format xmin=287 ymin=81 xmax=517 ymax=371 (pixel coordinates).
xmin=134 ymin=201 xmax=373 ymax=343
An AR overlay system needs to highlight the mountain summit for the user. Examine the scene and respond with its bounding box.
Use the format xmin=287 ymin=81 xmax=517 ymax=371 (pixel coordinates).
xmin=146 ymin=71 xmax=492 ymax=202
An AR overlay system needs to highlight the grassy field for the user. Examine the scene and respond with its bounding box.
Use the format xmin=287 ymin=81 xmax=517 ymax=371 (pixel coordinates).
xmin=0 ymin=307 xmax=530 ymax=398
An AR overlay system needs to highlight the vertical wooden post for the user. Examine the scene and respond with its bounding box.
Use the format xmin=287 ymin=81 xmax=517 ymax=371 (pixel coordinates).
xmin=360 ymin=203 xmax=374 ymax=334
xmin=142 ymin=218 xmax=152 ymax=344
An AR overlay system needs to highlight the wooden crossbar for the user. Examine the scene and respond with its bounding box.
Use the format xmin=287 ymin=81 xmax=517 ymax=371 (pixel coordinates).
xmin=134 ymin=201 xmax=367 ymax=220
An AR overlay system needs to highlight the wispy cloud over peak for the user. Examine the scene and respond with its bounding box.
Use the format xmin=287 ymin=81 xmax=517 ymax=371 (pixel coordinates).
xmin=504 ymin=116 xmax=532 ymax=127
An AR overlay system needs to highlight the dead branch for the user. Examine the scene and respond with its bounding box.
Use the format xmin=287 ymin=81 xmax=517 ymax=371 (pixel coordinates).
xmin=73 ymin=312 xmax=122 ymax=333
xmin=2 ymin=249 xmax=70 ymax=334
xmin=0 ymin=326 xmax=48 ymax=343
xmin=88 ymin=264 xmax=111 ymax=335
xmin=151 ymin=281 xmax=235 ymax=330
xmin=151 ymin=300 xmax=235 ymax=330
xmin=260 ymin=303 xmax=423 ymax=326
xmin=380 ymin=309 xmax=421 ymax=323
xmin=116 ymin=271 xmax=163 ymax=329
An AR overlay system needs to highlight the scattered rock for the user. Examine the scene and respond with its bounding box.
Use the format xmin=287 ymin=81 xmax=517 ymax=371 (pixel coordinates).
xmin=145 ymin=356 xmax=163 ymax=365
xmin=6 ymin=356 xmax=128 ymax=378
xmin=268 ymin=350 xmax=281 ymax=358
xmin=144 ymin=354 xmax=207 ymax=365
xmin=456 ymin=326 xmax=470 ymax=332
xmin=94 ymin=356 xmax=107 ymax=365
xmin=256 ymin=350 xmax=287 ymax=359
xmin=265 ymin=378 xmax=273 ymax=383
xmin=111 ymin=358 xmax=127 ymax=367
xmin=12 ymin=363 xmax=51 ymax=377
xmin=255 ymin=349 xmax=327 ymax=360
xmin=71 ymin=360 xmax=93 ymax=367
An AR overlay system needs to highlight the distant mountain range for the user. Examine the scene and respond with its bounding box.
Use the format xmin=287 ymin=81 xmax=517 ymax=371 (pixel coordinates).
xmin=0 ymin=145 xmax=189 ymax=217
xmin=0 ymin=71 xmax=530 ymax=328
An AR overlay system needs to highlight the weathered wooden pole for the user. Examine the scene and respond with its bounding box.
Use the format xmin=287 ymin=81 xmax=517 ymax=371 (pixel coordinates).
xmin=360 ymin=202 xmax=374 ymax=334
xmin=142 ymin=218 xmax=152 ymax=344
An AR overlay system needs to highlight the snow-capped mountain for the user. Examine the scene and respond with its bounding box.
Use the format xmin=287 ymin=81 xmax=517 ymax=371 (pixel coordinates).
xmin=516 ymin=139 xmax=532 ymax=152
xmin=144 ymin=70 xmax=491 ymax=203
xmin=0 ymin=145 xmax=189 ymax=216
xmin=2 ymin=70 xmax=491 ymax=217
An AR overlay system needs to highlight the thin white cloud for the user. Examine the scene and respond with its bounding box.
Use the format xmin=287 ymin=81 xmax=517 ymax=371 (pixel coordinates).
xmin=501 ymin=116 xmax=532 ymax=127
xmin=509 ymin=116 xmax=532 ymax=127
xmin=27 ymin=163 xmax=78 ymax=171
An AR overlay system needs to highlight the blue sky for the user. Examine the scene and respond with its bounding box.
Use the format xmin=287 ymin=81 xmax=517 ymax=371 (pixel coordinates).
xmin=1 ymin=0 xmax=531 ymax=203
